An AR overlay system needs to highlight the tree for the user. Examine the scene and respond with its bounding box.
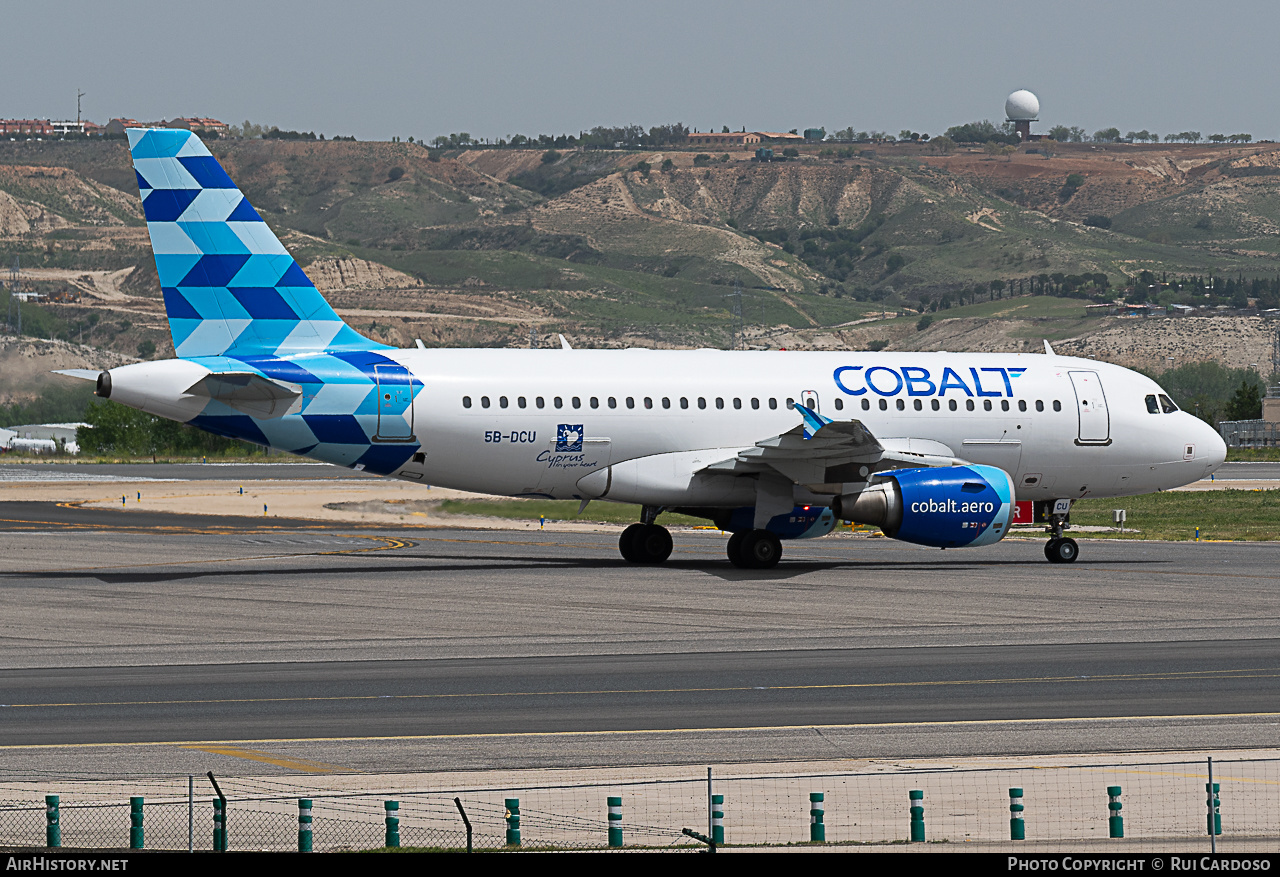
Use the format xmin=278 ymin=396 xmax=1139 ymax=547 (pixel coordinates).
xmin=660 ymin=158 xmax=674 ymax=172
xmin=541 ymin=149 xmax=561 ymax=164
xmin=930 ymin=135 xmax=955 ymax=154
xmin=1225 ymin=380 xmax=1263 ymax=421
xmin=945 ymin=120 xmax=1015 ymax=144
xmin=1093 ymin=127 xmax=1122 ymax=143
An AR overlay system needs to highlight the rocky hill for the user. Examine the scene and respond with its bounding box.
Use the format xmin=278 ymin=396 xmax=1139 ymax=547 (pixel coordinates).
xmin=2 ymin=136 xmax=1280 ymax=401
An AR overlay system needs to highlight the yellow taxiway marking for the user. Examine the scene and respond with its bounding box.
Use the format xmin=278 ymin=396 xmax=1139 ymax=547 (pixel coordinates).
xmin=3 ymin=711 xmax=1280 ymax=751
xmin=180 ymin=745 xmax=350 ymax=774
xmin=5 ymin=667 xmax=1276 ymax=710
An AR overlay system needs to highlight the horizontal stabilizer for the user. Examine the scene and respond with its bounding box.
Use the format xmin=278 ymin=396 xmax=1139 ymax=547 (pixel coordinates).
xmin=184 ymin=372 xmax=302 ymax=420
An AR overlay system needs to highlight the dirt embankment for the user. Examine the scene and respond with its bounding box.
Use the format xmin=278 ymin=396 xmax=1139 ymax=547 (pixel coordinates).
xmin=0 ymin=335 xmax=135 ymax=403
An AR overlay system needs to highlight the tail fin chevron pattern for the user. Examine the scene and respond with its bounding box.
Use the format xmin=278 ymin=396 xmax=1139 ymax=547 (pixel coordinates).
xmin=129 ymin=128 xmax=385 ymax=359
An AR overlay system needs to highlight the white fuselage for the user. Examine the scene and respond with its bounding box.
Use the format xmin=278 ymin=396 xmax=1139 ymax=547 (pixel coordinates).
xmin=377 ymin=348 xmax=1225 ymax=504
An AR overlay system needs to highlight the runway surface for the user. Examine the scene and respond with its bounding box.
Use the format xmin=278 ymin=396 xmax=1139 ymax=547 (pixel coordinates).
xmin=2 ymin=493 xmax=1279 ymax=775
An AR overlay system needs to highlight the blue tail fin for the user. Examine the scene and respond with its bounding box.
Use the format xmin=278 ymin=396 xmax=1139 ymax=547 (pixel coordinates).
xmin=128 ymin=128 xmax=387 ymax=359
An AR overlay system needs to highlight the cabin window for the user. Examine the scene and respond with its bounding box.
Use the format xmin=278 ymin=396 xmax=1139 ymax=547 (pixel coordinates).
xmin=832 ymin=398 xmax=842 ymax=411
xmin=861 ymin=399 xmax=870 ymax=411
xmin=1036 ymin=400 xmax=1044 ymax=412
xmin=770 ymin=398 xmax=779 ymax=410
xmin=983 ymin=399 xmax=992 ymax=411
xmin=554 ymin=396 xmax=563 ymax=409
xmin=896 ymin=398 xmax=905 ymax=411
xmin=518 ymin=396 xmax=527 ymax=409
xmin=879 ymin=398 xmax=888 ymax=411
xmin=948 ymin=399 xmax=958 ymax=411
xmin=680 ymin=397 xmax=689 ymax=409
xmin=1018 ymin=400 xmax=1027 ymax=412
xmin=481 ymin=396 xmax=491 ymax=409
xmin=643 ymin=397 xmax=652 ymax=409
xmin=1053 ymin=400 xmax=1061 ymax=412
xmin=914 ymin=399 xmax=922 ymax=411
xmin=786 ymin=398 xmax=795 ymax=409
xmin=1159 ymin=394 xmax=1178 ymax=413
xmin=931 ymin=399 xmax=940 ymax=411
xmin=1001 ymin=400 xmax=1010 ymax=412
xmin=966 ymin=399 xmax=975 ymax=411
xmin=572 ymin=396 xmax=582 ymax=409
xmin=662 ymin=397 xmax=671 ymax=409
xmin=733 ymin=398 xmax=742 ymax=410
xmin=462 ymin=396 xmax=472 ymax=409
xmin=590 ymin=397 xmax=599 ymax=409
xmin=752 ymin=397 xmax=761 ymax=410
xmin=607 ymin=397 xmax=617 ymax=409
xmin=625 ymin=397 xmax=634 ymax=409
xmin=716 ymin=398 xmax=724 ymax=410
xmin=698 ymin=397 xmax=707 ymax=410
xmin=805 ymin=398 xmax=816 ymax=410
xmin=499 ymin=396 xmax=508 ymax=409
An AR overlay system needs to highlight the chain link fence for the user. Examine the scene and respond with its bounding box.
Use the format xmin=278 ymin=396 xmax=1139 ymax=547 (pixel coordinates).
xmin=1 ymin=756 xmax=1276 ymax=852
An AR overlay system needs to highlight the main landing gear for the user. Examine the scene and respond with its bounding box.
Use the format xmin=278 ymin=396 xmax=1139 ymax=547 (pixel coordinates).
xmin=619 ymin=505 xmax=672 ymax=564
xmin=727 ymin=529 xmax=783 ymax=570
xmin=619 ymin=523 xmax=672 ymax=564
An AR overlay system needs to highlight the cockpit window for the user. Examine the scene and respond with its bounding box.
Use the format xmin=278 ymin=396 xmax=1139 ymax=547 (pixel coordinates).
xmin=1159 ymin=394 xmax=1178 ymax=413
xmin=1145 ymin=394 xmax=1160 ymax=414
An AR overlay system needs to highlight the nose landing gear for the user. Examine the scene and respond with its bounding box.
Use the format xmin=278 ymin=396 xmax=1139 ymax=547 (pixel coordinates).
xmin=1044 ymin=536 xmax=1079 ymax=563
xmin=1043 ymin=499 xmax=1078 ymax=563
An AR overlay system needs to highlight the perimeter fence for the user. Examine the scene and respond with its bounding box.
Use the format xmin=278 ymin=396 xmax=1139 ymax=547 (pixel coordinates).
xmin=1 ymin=756 xmax=1276 ymax=852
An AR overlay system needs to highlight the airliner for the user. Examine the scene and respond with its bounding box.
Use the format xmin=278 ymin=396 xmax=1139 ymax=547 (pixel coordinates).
xmin=59 ymin=129 xmax=1227 ymax=568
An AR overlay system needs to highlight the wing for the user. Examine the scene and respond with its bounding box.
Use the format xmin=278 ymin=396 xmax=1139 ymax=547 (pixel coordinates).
xmin=700 ymin=406 xmax=965 ymax=489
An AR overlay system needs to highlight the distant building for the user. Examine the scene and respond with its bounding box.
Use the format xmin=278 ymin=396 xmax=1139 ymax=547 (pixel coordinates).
xmin=688 ymin=132 xmax=760 ymax=147
xmin=755 ymin=131 xmax=804 ymax=143
xmin=106 ymin=117 xmax=228 ymax=137
xmin=0 ymin=119 xmax=54 ymax=136
xmin=105 ymin=118 xmax=142 ymax=136
xmin=165 ymin=117 xmax=229 ymax=137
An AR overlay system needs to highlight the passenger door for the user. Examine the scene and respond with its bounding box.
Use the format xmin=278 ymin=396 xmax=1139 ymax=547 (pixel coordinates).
xmin=1069 ymin=370 xmax=1110 ymax=444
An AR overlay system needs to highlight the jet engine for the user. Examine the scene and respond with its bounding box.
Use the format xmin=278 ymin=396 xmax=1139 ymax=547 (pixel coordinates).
xmin=833 ymin=464 xmax=1015 ymax=549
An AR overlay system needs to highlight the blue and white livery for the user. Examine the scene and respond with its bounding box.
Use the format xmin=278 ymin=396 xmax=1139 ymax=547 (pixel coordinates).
xmin=63 ymin=129 xmax=1227 ymax=569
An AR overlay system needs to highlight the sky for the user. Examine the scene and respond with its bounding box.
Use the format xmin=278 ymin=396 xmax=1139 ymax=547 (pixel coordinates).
xmin=4 ymin=1 xmax=1277 ymax=142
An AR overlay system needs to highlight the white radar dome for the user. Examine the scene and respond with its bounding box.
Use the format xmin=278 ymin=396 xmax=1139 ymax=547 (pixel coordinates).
xmin=1005 ymin=89 xmax=1040 ymax=121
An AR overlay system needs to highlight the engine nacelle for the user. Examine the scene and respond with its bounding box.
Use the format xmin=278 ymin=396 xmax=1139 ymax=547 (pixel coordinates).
xmin=835 ymin=464 xmax=1014 ymax=548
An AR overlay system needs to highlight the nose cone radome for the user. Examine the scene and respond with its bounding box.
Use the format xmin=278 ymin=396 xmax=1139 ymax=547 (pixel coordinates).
xmin=1202 ymin=420 xmax=1227 ymax=473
